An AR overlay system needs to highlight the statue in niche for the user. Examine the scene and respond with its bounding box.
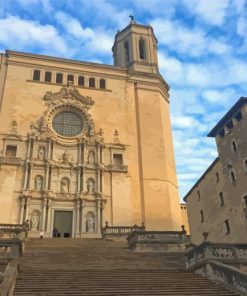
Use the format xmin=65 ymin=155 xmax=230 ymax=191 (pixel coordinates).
xmin=88 ymin=150 xmax=95 ymax=164
xmin=31 ymin=210 xmax=40 ymax=230
xmin=38 ymin=146 xmax=45 ymax=160
xmin=87 ymin=179 xmax=95 ymax=194
xmin=60 ymin=177 xmax=69 ymax=194
xmin=61 ymin=150 xmax=70 ymax=164
xmin=35 ymin=175 xmax=43 ymax=191
xmin=86 ymin=214 xmax=95 ymax=232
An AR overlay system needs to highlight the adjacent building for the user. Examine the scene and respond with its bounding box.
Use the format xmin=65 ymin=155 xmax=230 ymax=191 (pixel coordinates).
xmin=184 ymin=98 xmax=247 ymax=244
xmin=0 ymin=20 xmax=183 ymax=238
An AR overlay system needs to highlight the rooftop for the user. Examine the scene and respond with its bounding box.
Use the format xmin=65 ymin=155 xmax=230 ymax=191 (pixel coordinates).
xmin=207 ymin=97 xmax=247 ymax=137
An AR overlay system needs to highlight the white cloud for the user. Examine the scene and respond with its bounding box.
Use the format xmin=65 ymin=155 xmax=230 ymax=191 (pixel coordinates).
xmin=183 ymin=0 xmax=230 ymax=25
xmin=0 ymin=15 xmax=70 ymax=55
xmin=171 ymin=115 xmax=199 ymax=129
xmin=54 ymin=11 xmax=113 ymax=55
xmin=202 ymin=88 xmax=237 ymax=106
xmin=151 ymin=18 xmax=231 ymax=57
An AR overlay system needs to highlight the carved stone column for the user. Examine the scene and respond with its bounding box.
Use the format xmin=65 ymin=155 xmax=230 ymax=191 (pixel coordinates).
xmin=41 ymin=198 xmax=47 ymax=231
xmin=24 ymin=199 xmax=30 ymax=222
xmin=23 ymin=163 xmax=29 ymax=190
xmin=46 ymin=199 xmax=51 ymax=235
xmin=45 ymin=164 xmax=49 ymax=190
xmin=76 ymin=200 xmax=80 ymax=237
xmin=81 ymin=199 xmax=85 ymax=233
xmin=96 ymin=200 xmax=101 ymax=234
xmin=77 ymin=167 xmax=81 ymax=193
xmin=27 ymin=138 xmax=32 ymax=159
xmin=97 ymin=168 xmax=100 ymax=193
xmin=19 ymin=198 xmax=25 ymax=224
xmin=47 ymin=139 xmax=51 ymax=159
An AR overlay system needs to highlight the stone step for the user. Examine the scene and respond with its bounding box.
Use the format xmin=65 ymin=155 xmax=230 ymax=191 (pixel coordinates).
xmin=13 ymin=239 xmax=240 ymax=296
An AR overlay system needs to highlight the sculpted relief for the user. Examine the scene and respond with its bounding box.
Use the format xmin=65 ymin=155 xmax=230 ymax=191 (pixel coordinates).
xmin=30 ymin=210 xmax=40 ymax=230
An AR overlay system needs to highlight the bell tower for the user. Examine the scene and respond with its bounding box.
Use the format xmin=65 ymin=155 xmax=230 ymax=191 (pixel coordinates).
xmin=112 ymin=17 xmax=159 ymax=74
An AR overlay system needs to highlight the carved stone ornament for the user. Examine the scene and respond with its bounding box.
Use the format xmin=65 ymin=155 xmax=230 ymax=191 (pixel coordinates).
xmin=113 ymin=129 xmax=120 ymax=144
xmin=44 ymin=83 xmax=94 ymax=107
xmin=58 ymin=150 xmax=74 ymax=164
xmin=8 ymin=120 xmax=18 ymax=134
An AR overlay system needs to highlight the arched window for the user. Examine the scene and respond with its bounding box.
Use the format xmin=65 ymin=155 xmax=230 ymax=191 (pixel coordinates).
xmin=139 ymin=39 xmax=146 ymax=60
xmin=45 ymin=71 xmax=52 ymax=83
xmin=243 ymin=195 xmax=247 ymax=206
xmin=99 ymin=79 xmax=106 ymax=89
xmin=230 ymin=171 xmax=236 ymax=183
xmin=67 ymin=74 xmax=74 ymax=84
xmin=124 ymin=41 xmax=129 ymax=63
xmin=232 ymin=141 xmax=237 ymax=153
xmin=219 ymin=192 xmax=224 ymax=206
xmin=244 ymin=159 xmax=247 ymax=173
xmin=89 ymin=78 xmax=95 ymax=88
xmin=56 ymin=73 xmax=63 ymax=84
xmin=200 ymin=210 xmax=204 ymax=223
xmin=78 ymin=76 xmax=84 ymax=86
xmin=33 ymin=70 xmax=40 ymax=81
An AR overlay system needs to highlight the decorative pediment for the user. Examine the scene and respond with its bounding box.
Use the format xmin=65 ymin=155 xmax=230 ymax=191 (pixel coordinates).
xmin=43 ymin=83 xmax=94 ymax=106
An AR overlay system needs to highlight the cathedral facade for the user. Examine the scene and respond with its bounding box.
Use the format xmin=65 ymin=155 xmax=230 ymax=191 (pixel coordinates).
xmin=0 ymin=21 xmax=182 ymax=238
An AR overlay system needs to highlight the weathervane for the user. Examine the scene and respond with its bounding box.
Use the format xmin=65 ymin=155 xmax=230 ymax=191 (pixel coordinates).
xmin=129 ymin=15 xmax=136 ymax=24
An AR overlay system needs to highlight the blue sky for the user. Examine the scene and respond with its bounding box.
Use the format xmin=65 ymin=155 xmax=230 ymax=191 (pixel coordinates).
xmin=1 ymin=0 xmax=247 ymax=199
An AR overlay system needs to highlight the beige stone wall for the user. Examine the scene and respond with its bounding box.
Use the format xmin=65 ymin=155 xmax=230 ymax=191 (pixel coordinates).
xmin=180 ymin=203 xmax=190 ymax=235
xmin=185 ymin=104 xmax=247 ymax=244
xmin=0 ymin=46 xmax=181 ymax=234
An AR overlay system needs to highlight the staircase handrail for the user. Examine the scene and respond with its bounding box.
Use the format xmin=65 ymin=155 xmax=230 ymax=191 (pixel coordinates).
xmin=186 ymin=241 xmax=247 ymax=269
xmin=102 ymin=222 xmax=145 ymax=238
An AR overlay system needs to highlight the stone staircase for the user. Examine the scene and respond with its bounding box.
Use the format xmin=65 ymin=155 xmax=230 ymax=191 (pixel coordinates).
xmin=13 ymin=238 xmax=241 ymax=295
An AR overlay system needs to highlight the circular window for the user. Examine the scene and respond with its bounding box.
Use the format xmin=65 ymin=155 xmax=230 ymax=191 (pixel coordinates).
xmin=52 ymin=111 xmax=83 ymax=137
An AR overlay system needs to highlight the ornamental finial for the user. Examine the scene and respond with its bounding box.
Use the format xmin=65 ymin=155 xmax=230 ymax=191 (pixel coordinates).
xmin=129 ymin=15 xmax=136 ymax=24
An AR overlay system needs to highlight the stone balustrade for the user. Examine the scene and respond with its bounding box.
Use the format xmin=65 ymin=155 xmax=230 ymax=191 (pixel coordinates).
xmin=186 ymin=242 xmax=247 ymax=295
xmin=108 ymin=164 xmax=128 ymax=172
xmin=102 ymin=222 xmax=145 ymax=239
xmin=186 ymin=242 xmax=247 ymax=269
xmin=127 ymin=227 xmax=189 ymax=251
xmin=0 ymin=156 xmax=22 ymax=165
xmin=0 ymin=224 xmax=28 ymax=239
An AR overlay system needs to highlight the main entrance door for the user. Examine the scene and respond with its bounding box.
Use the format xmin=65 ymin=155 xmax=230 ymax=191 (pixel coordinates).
xmin=53 ymin=211 xmax=73 ymax=238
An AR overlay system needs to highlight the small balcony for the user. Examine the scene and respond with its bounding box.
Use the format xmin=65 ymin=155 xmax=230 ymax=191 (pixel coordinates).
xmin=108 ymin=164 xmax=128 ymax=172
xmin=0 ymin=156 xmax=22 ymax=166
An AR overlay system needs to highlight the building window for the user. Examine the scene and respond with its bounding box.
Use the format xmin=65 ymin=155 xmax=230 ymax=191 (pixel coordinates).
xmin=5 ymin=145 xmax=17 ymax=157
xmin=99 ymin=79 xmax=106 ymax=89
xmin=243 ymin=195 xmax=247 ymax=206
xmin=124 ymin=41 xmax=129 ymax=63
xmin=52 ymin=111 xmax=83 ymax=137
xmin=67 ymin=74 xmax=74 ymax=84
xmin=216 ymin=172 xmax=219 ymax=182
xmin=219 ymin=129 xmax=225 ymax=138
xmin=200 ymin=210 xmax=204 ymax=223
xmin=244 ymin=159 xmax=247 ymax=173
xmin=224 ymin=219 xmax=230 ymax=234
xmin=232 ymin=141 xmax=237 ymax=153
xmin=230 ymin=171 xmax=236 ymax=183
xmin=56 ymin=73 xmax=63 ymax=84
xmin=89 ymin=78 xmax=95 ymax=88
xmin=226 ymin=120 xmax=233 ymax=130
xmin=45 ymin=71 xmax=52 ymax=83
xmin=33 ymin=70 xmax=40 ymax=81
xmin=139 ymin=39 xmax=146 ymax=60
xmin=234 ymin=111 xmax=242 ymax=122
xmin=113 ymin=154 xmax=123 ymax=165
xmin=197 ymin=190 xmax=201 ymax=201
xmin=219 ymin=192 xmax=224 ymax=206
xmin=78 ymin=76 xmax=85 ymax=86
